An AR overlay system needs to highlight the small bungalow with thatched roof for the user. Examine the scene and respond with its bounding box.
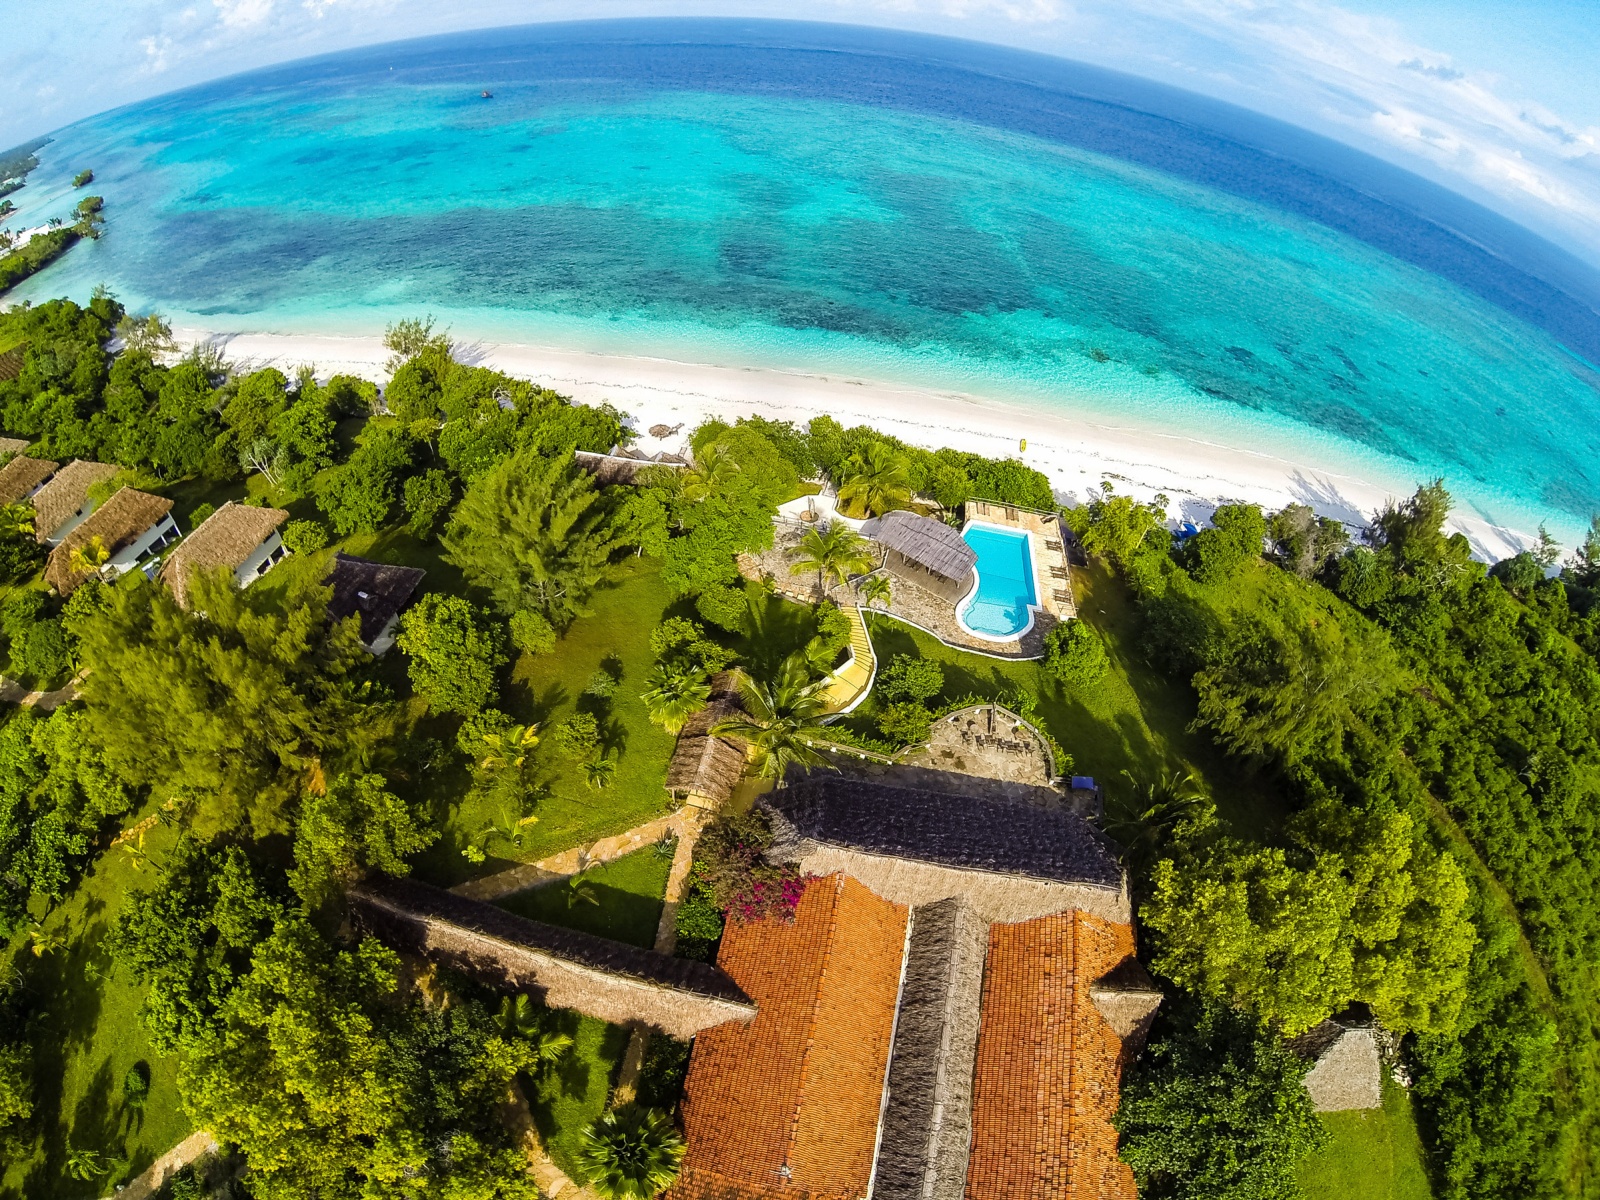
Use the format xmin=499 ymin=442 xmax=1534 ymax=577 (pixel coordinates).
xmin=1289 ymin=1005 xmax=1383 ymax=1111
xmin=575 ymin=444 xmax=689 ymax=486
xmin=0 ymin=454 xmax=57 ymax=507
xmin=323 ymin=552 xmax=426 ymax=653
xmin=0 ymin=438 xmax=32 ymax=463
xmin=665 ymin=672 xmax=747 ymax=810
xmin=45 ymin=487 xmax=177 ymax=595
xmin=160 ymin=501 xmax=290 ymax=610
xmin=31 ymin=460 xmax=121 ymax=545
xmin=868 ymin=509 xmax=977 ymax=602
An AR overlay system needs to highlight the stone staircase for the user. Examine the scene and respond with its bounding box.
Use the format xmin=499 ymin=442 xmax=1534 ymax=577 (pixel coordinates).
xmin=819 ymin=605 xmax=877 ymax=716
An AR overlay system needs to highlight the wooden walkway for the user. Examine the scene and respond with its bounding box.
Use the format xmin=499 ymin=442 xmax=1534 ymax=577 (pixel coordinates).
xmin=818 ymin=605 xmax=876 ymax=716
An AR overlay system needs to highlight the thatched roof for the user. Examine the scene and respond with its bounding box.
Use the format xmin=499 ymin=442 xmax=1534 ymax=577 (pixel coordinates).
xmin=1289 ymin=1005 xmax=1382 ymax=1111
xmin=32 ymin=460 xmax=119 ymax=542
xmin=574 ymin=447 xmax=688 ymax=486
xmin=872 ymin=510 xmax=976 ymax=582
xmin=1089 ymin=955 xmax=1164 ymax=1043
xmin=161 ymin=501 xmax=289 ymax=610
xmin=0 ymin=454 xmax=56 ymax=505
xmin=352 ymin=875 xmax=754 ymax=1008
xmin=765 ymin=777 xmax=1123 ymax=889
xmin=0 ymin=438 xmax=30 ymax=460
xmin=46 ymin=487 xmax=173 ymax=594
xmin=664 ymin=672 xmax=746 ymax=804
xmin=323 ymin=552 xmax=426 ymax=644
xmin=875 ymin=897 xmax=989 ymax=1200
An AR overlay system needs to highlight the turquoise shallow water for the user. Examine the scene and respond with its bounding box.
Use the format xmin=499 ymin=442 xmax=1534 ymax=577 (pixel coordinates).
xmin=6 ymin=21 xmax=1599 ymax=536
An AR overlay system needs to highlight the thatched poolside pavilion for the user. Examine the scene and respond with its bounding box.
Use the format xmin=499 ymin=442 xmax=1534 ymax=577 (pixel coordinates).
xmin=870 ymin=510 xmax=976 ymax=603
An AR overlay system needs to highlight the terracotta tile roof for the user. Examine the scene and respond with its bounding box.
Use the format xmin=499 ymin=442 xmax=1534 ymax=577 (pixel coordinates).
xmin=31 ymin=460 xmax=119 ymax=542
xmin=45 ymin=488 xmax=173 ymax=595
xmin=0 ymin=454 xmax=57 ymax=506
xmin=161 ymin=501 xmax=288 ymax=610
xmin=965 ymin=912 xmax=1139 ymax=1200
xmin=673 ymin=874 xmax=909 ymax=1200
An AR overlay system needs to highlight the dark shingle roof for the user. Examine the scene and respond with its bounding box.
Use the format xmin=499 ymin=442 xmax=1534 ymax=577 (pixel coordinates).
xmin=766 ymin=777 xmax=1122 ymax=889
xmin=323 ymin=552 xmax=426 ymax=644
xmin=872 ymin=510 xmax=976 ymax=582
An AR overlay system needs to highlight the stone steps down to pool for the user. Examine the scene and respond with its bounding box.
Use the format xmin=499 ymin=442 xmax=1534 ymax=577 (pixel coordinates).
xmin=818 ymin=605 xmax=877 ymax=716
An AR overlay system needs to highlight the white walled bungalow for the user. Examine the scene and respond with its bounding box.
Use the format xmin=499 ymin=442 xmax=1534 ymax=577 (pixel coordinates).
xmin=46 ymin=488 xmax=178 ymax=594
xmin=160 ymin=502 xmax=290 ymax=610
xmin=31 ymin=460 xmax=121 ymax=545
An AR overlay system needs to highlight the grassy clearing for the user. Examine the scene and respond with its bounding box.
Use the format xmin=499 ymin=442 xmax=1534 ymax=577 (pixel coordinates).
xmin=1299 ymin=1078 xmax=1434 ymax=1200
xmin=500 ymin=848 xmax=671 ymax=1176
xmin=0 ymin=818 xmax=190 ymax=1200
xmin=494 ymin=846 xmax=671 ymax=949
xmin=857 ymin=560 xmax=1281 ymax=832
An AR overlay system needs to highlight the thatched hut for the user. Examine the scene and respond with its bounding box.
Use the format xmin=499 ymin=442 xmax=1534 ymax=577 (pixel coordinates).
xmin=1089 ymin=955 xmax=1166 ymax=1049
xmin=0 ymin=454 xmax=56 ymax=506
xmin=161 ymin=501 xmax=289 ymax=609
xmin=875 ymin=897 xmax=990 ymax=1200
xmin=45 ymin=487 xmax=177 ymax=594
xmin=1289 ymin=1006 xmax=1382 ymax=1111
xmin=0 ymin=438 xmax=32 ymax=463
xmin=323 ymin=552 xmax=426 ymax=653
xmin=870 ymin=510 xmax=976 ymax=602
xmin=665 ymin=672 xmax=746 ymax=810
xmin=31 ymin=460 xmax=120 ymax=544
xmin=575 ymin=446 xmax=688 ymax=486
xmin=763 ymin=777 xmax=1130 ymax=924
xmin=351 ymin=875 xmax=755 ymax=1039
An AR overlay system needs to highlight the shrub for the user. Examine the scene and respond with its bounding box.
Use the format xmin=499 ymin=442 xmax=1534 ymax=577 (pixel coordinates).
xmin=186 ymin=503 xmax=216 ymax=531
xmin=574 ymin=1105 xmax=685 ymax=1199
xmin=402 ymin=468 xmax=453 ymax=539
xmin=583 ymin=668 xmax=619 ymax=700
xmin=553 ymin=711 xmax=601 ymax=759
xmin=695 ymin=583 xmax=748 ymax=633
xmin=650 ymin=617 xmax=703 ymax=658
xmin=813 ymin=601 xmax=851 ymax=658
xmin=455 ymin=707 xmax=515 ymax=760
xmin=281 ymin=519 xmax=329 ymax=555
xmin=695 ymin=810 xmax=803 ymax=924
xmin=509 ymin=609 xmax=557 ymax=657
xmin=1043 ymin=619 xmax=1109 ymax=689
xmin=878 ymin=654 xmax=944 ymax=704
xmin=878 ymin=701 xmax=934 ymax=746
xmin=123 ymin=1063 xmax=150 ymax=1111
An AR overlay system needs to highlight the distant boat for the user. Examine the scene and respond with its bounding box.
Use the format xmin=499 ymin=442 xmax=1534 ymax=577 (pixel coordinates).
xmin=481 ymin=90 xmax=493 ymax=99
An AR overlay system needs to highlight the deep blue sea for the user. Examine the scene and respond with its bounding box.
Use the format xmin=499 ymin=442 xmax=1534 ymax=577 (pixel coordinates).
xmin=7 ymin=19 xmax=1600 ymax=535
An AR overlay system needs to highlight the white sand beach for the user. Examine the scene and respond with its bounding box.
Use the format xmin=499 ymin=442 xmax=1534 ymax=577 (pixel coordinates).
xmin=178 ymin=324 xmax=1540 ymax=561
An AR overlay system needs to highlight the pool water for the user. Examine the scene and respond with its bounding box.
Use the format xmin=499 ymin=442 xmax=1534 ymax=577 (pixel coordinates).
xmin=959 ymin=525 xmax=1039 ymax=639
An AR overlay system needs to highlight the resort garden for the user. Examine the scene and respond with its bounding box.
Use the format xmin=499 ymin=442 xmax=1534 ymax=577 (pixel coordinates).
xmin=0 ymin=295 xmax=1594 ymax=1200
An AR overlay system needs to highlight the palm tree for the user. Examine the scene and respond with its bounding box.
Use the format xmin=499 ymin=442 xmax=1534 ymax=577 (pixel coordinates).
xmin=468 ymin=809 xmax=539 ymax=861
xmin=859 ymin=573 xmax=892 ymax=610
xmin=65 ymin=1148 xmax=105 ymax=1182
xmin=0 ymin=503 xmax=34 ymax=539
xmin=584 ymin=755 xmax=617 ymax=790
xmin=836 ymin=440 xmax=912 ymax=518
xmin=712 ymin=653 xmax=835 ymax=782
xmin=566 ymin=869 xmax=601 ymax=909
xmin=681 ymin=440 xmax=740 ymax=503
xmin=640 ymin=662 xmax=712 ymax=734
xmin=788 ymin=522 xmax=876 ymax=599
xmin=575 ymin=1105 xmax=686 ymax=1200
xmin=27 ymin=923 xmax=65 ymax=957
xmin=68 ymin=535 xmax=110 ymax=576
xmin=1105 ymin=769 xmax=1208 ymax=870
xmin=481 ymin=723 xmax=540 ymax=772
xmin=495 ymin=994 xmax=575 ymax=1065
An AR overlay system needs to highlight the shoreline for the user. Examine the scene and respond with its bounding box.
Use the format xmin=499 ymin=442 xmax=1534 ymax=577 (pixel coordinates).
xmin=181 ymin=324 xmax=1541 ymax=561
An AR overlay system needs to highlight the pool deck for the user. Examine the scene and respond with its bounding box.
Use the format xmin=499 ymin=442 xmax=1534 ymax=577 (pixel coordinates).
xmin=964 ymin=499 xmax=1077 ymax=621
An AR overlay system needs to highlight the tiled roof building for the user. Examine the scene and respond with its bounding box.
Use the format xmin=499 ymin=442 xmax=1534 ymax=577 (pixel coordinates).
xmin=674 ymin=874 xmax=909 ymax=1200
xmin=673 ymin=776 xmax=1154 ymax=1200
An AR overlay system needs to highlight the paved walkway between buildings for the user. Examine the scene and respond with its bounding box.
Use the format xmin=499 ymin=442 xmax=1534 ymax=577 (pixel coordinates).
xmin=0 ymin=671 xmax=82 ymax=711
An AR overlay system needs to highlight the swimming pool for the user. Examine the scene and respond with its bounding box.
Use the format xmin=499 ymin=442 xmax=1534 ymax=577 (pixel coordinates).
xmin=957 ymin=524 xmax=1039 ymax=640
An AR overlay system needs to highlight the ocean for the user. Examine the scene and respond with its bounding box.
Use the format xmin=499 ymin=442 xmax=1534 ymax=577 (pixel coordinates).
xmin=6 ymin=19 xmax=1599 ymax=537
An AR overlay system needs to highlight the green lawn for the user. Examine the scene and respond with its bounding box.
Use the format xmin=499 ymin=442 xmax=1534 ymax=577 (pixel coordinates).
xmin=0 ymin=819 xmax=190 ymax=1200
xmin=858 ymin=560 xmax=1280 ymax=832
xmin=496 ymin=848 xmax=671 ymax=1176
xmin=1300 ymin=1079 xmax=1434 ymax=1200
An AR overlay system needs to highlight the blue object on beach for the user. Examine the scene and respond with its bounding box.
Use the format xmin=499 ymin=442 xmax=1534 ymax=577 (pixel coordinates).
xmin=959 ymin=524 xmax=1038 ymax=639
xmin=1177 ymin=522 xmax=1199 ymax=541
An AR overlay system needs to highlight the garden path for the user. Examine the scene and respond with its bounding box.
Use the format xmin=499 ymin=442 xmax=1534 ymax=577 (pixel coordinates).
xmin=0 ymin=670 xmax=83 ymax=710
xmin=99 ymin=1131 xmax=216 ymax=1200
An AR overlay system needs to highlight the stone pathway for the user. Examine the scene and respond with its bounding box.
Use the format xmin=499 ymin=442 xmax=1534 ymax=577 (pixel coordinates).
xmin=0 ymin=671 xmax=83 ymax=711
xmin=102 ymin=1131 xmax=216 ymax=1200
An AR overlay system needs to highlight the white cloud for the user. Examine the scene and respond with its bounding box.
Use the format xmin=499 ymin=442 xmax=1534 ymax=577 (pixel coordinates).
xmin=139 ymin=34 xmax=174 ymax=73
xmin=213 ymin=0 xmax=276 ymax=27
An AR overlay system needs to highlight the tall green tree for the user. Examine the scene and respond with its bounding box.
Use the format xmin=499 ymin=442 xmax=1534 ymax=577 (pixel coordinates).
xmin=788 ymin=522 xmax=876 ymax=597
xmin=70 ymin=569 xmax=370 ymax=834
xmin=836 ymin=440 xmax=912 ymax=517
xmin=290 ymin=772 xmax=437 ymax=905
xmin=443 ymin=447 xmax=621 ymax=626
xmin=395 ymin=593 xmax=506 ymax=715
xmin=713 ymin=653 xmax=833 ymax=781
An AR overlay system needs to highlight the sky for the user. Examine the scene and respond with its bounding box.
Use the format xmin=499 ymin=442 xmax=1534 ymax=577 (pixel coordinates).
xmin=5 ymin=0 xmax=1600 ymax=267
